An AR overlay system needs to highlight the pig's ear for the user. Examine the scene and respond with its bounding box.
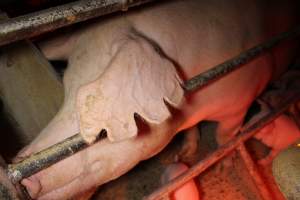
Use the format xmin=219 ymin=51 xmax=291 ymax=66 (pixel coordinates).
xmin=76 ymin=37 xmax=184 ymax=143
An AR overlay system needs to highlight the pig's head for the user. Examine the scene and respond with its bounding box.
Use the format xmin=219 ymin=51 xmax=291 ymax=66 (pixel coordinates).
xmin=32 ymin=31 xmax=185 ymax=146
xmin=76 ymin=34 xmax=184 ymax=143
xmin=16 ymin=32 xmax=185 ymax=199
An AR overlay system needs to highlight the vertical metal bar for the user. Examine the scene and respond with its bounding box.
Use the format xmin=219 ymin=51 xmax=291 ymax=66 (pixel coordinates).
xmin=237 ymin=144 xmax=273 ymax=200
xmin=0 ymin=155 xmax=26 ymax=200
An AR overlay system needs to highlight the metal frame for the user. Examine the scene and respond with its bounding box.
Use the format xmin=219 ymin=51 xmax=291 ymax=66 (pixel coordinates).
xmin=145 ymin=92 xmax=300 ymax=199
xmin=6 ymin=23 xmax=300 ymax=185
xmin=0 ymin=1 xmax=300 ymax=199
xmin=0 ymin=0 xmax=158 ymax=46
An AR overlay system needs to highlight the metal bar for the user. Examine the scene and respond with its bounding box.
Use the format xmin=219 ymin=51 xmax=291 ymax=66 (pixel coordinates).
xmin=0 ymin=155 xmax=31 ymax=200
xmin=184 ymin=26 xmax=300 ymax=92
xmin=7 ymin=134 xmax=87 ymax=184
xmin=144 ymin=92 xmax=300 ymax=200
xmin=0 ymin=155 xmax=20 ymax=200
xmin=6 ymin=26 xmax=300 ymax=185
xmin=0 ymin=0 xmax=157 ymax=46
xmin=237 ymin=144 xmax=273 ymax=200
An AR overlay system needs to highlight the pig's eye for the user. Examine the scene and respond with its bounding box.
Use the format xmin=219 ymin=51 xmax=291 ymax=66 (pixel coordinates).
xmin=50 ymin=60 xmax=68 ymax=79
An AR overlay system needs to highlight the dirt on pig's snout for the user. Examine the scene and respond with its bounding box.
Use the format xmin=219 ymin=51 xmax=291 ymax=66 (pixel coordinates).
xmin=16 ymin=0 xmax=300 ymax=199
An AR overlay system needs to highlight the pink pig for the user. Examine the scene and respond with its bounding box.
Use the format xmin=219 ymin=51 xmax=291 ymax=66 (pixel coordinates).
xmin=15 ymin=0 xmax=299 ymax=199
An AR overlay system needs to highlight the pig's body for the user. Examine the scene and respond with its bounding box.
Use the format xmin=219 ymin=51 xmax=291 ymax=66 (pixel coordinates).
xmin=17 ymin=0 xmax=299 ymax=199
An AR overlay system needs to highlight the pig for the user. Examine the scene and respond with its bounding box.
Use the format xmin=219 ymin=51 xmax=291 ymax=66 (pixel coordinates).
xmin=15 ymin=0 xmax=299 ymax=199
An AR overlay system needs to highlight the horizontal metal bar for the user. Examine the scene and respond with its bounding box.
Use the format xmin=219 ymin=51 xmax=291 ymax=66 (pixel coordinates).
xmin=184 ymin=26 xmax=300 ymax=92
xmin=7 ymin=134 xmax=87 ymax=184
xmin=7 ymin=129 xmax=107 ymax=184
xmin=144 ymin=92 xmax=300 ymax=200
xmin=237 ymin=144 xmax=273 ymax=200
xmin=0 ymin=0 xmax=157 ymax=46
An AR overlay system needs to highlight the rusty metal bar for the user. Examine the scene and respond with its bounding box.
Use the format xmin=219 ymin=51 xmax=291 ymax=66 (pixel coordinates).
xmin=0 ymin=0 xmax=157 ymax=46
xmin=0 ymin=155 xmax=20 ymax=200
xmin=0 ymin=155 xmax=30 ymax=200
xmin=7 ymin=130 xmax=107 ymax=184
xmin=144 ymin=92 xmax=300 ymax=200
xmin=6 ymin=26 xmax=300 ymax=185
xmin=7 ymin=134 xmax=87 ymax=184
xmin=237 ymin=144 xmax=273 ymax=200
xmin=184 ymin=26 xmax=300 ymax=92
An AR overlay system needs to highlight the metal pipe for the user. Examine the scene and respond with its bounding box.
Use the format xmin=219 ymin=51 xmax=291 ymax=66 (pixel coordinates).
xmin=7 ymin=130 xmax=107 ymax=184
xmin=7 ymin=134 xmax=87 ymax=184
xmin=0 ymin=155 xmax=20 ymax=200
xmin=0 ymin=0 xmax=157 ymax=46
xmin=184 ymin=26 xmax=300 ymax=92
xmin=6 ymin=26 xmax=300 ymax=185
xmin=0 ymin=155 xmax=30 ymax=200
xmin=237 ymin=144 xmax=273 ymax=200
xmin=144 ymin=92 xmax=300 ymax=200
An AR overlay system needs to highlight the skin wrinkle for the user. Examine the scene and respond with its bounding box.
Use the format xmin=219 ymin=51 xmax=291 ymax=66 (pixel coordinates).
xmin=37 ymin=170 xmax=78 ymax=199
xmin=40 ymin=175 xmax=84 ymax=200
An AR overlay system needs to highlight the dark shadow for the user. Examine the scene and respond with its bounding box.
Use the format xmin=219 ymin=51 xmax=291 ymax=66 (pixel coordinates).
xmin=0 ymin=100 xmax=24 ymax=162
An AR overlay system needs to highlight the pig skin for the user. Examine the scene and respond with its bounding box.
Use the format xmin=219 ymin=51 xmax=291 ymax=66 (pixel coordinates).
xmin=15 ymin=0 xmax=299 ymax=199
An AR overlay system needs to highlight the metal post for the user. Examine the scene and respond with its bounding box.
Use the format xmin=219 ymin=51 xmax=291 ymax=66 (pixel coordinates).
xmin=237 ymin=144 xmax=273 ymax=200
